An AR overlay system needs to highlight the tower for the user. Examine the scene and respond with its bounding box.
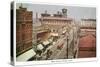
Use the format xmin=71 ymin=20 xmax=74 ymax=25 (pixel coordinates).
xmin=62 ymin=8 xmax=67 ymax=17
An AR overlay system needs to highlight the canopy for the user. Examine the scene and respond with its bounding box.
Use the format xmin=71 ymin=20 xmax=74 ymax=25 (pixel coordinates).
xmin=43 ymin=40 xmax=50 ymax=45
xmin=37 ymin=44 xmax=44 ymax=50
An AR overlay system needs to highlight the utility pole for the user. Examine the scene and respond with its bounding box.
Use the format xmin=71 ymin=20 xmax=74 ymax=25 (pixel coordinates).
xmin=66 ymin=32 xmax=69 ymax=59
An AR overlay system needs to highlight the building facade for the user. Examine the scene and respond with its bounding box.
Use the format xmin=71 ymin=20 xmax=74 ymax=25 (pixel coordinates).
xmin=31 ymin=9 xmax=79 ymax=60
xmin=80 ymin=19 xmax=96 ymax=29
xmin=78 ymin=19 xmax=96 ymax=58
xmin=39 ymin=9 xmax=73 ymax=35
xmin=16 ymin=6 xmax=33 ymax=56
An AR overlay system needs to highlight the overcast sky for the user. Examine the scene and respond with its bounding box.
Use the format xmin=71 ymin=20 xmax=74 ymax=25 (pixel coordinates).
xmin=16 ymin=3 xmax=96 ymax=21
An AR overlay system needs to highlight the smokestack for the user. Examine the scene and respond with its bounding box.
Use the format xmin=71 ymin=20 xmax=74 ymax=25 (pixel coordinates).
xmin=45 ymin=10 xmax=47 ymax=14
xmin=19 ymin=3 xmax=23 ymax=8
xmin=36 ymin=12 xmax=38 ymax=23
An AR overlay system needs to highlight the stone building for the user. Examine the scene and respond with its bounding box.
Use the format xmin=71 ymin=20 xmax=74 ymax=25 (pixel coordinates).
xmin=39 ymin=9 xmax=73 ymax=35
xmin=16 ymin=6 xmax=33 ymax=56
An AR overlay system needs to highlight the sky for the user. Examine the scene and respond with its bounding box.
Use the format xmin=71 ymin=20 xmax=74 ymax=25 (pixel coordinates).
xmin=16 ymin=3 xmax=96 ymax=21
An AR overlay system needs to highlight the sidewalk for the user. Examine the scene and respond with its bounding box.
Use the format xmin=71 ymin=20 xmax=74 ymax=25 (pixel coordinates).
xmin=16 ymin=49 xmax=36 ymax=61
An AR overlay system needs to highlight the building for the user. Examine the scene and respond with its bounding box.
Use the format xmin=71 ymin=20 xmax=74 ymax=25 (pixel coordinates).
xmin=79 ymin=19 xmax=96 ymax=37
xmin=31 ymin=9 xmax=79 ymax=60
xmin=80 ymin=19 xmax=96 ymax=29
xmin=16 ymin=6 xmax=33 ymax=56
xmin=39 ymin=9 xmax=73 ymax=35
xmin=78 ymin=19 xmax=96 ymax=58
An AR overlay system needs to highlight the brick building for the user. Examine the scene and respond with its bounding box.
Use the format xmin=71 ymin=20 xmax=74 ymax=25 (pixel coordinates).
xmin=16 ymin=6 xmax=33 ymax=56
xmin=39 ymin=9 xmax=73 ymax=35
xmin=78 ymin=19 xmax=96 ymax=58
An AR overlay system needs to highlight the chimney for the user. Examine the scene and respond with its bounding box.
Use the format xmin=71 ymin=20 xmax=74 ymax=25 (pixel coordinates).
xmin=19 ymin=3 xmax=23 ymax=8
xmin=41 ymin=10 xmax=51 ymax=17
xmin=45 ymin=10 xmax=47 ymax=14
xmin=36 ymin=12 xmax=38 ymax=23
xmin=57 ymin=11 xmax=60 ymax=15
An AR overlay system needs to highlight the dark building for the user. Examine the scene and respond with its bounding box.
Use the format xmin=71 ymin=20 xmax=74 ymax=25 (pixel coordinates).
xmin=16 ymin=6 xmax=33 ymax=56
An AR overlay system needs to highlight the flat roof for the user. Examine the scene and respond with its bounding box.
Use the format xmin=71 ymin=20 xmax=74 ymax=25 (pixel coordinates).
xmin=40 ymin=16 xmax=73 ymax=21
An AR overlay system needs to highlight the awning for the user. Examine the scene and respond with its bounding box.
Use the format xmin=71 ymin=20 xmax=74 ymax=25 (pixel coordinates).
xmin=16 ymin=49 xmax=36 ymax=61
xmin=37 ymin=44 xmax=44 ymax=50
xmin=43 ymin=40 xmax=50 ymax=45
xmin=51 ymin=33 xmax=58 ymax=36
xmin=48 ymin=38 xmax=53 ymax=42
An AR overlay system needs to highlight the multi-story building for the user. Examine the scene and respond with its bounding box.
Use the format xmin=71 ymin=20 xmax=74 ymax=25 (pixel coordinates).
xmin=79 ymin=19 xmax=96 ymax=37
xmin=16 ymin=6 xmax=33 ymax=56
xmin=80 ymin=19 xmax=96 ymax=28
xmin=39 ymin=9 xmax=73 ymax=35
xmin=78 ymin=19 xmax=96 ymax=58
xmin=31 ymin=9 xmax=79 ymax=60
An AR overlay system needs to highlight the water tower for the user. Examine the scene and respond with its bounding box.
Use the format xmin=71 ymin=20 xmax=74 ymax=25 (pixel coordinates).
xmin=62 ymin=8 xmax=67 ymax=17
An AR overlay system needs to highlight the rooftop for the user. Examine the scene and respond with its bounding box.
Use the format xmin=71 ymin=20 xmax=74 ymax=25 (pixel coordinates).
xmin=40 ymin=16 xmax=73 ymax=21
xmin=81 ymin=19 xmax=96 ymax=21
